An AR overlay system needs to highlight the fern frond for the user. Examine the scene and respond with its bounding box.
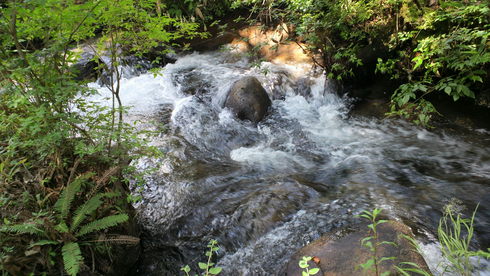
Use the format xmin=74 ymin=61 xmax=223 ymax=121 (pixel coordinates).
xmin=29 ymin=240 xmax=59 ymax=248
xmin=88 ymin=166 xmax=120 ymax=198
xmin=62 ymin=242 xmax=84 ymax=276
xmin=70 ymin=195 xmax=104 ymax=232
xmin=0 ymin=222 xmax=44 ymax=236
xmin=76 ymin=214 xmax=128 ymax=237
xmin=55 ymin=173 xmax=94 ymax=219
xmin=89 ymin=234 xmax=140 ymax=245
xmin=70 ymin=192 xmax=121 ymax=232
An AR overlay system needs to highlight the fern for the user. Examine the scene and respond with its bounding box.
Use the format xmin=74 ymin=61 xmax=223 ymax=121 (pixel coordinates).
xmin=90 ymin=234 xmax=140 ymax=245
xmin=29 ymin=240 xmax=59 ymax=248
xmin=70 ymin=192 xmax=121 ymax=232
xmin=0 ymin=222 xmax=45 ymax=236
xmin=70 ymin=195 xmax=104 ymax=232
xmin=76 ymin=214 xmax=128 ymax=237
xmin=55 ymin=173 xmax=94 ymax=219
xmin=62 ymin=242 xmax=83 ymax=276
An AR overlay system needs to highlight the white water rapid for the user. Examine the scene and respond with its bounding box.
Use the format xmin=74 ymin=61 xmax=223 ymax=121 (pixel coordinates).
xmin=88 ymin=49 xmax=490 ymax=275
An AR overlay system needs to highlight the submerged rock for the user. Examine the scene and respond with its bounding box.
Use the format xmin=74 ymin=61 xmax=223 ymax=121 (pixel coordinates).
xmin=224 ymin=76 xmax=271 ymax=123
xmin=284 ymin=220 xmax=431 ymax=276
xmin=172 ymin=68 xmax=211 ymax=95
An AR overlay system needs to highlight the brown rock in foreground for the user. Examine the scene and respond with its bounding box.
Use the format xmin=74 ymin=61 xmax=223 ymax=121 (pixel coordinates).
xmin=285 ymin=221 xmax=431 ymax=276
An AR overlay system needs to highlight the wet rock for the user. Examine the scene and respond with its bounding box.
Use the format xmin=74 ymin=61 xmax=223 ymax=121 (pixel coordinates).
xmin=224 ymin=76 xmax=271 ymax=123
xmin=172 ymin=69 xmax=211 ymax=95
xmin=296 ymin=77 xmax=314 ymax=98
xmin=71 ymin=51 xmax=101 ymax=82
xmin=285 ymin=221 xmax=431 ymax=276
xmin=324 ymin=79 xmax=344 ymax=95
xmin=476 ymin=87 xmax=490 ymax=109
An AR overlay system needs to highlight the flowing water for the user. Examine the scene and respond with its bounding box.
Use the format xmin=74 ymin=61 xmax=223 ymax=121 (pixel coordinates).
xmin=89 ymin=49 xmax=490 ymax=275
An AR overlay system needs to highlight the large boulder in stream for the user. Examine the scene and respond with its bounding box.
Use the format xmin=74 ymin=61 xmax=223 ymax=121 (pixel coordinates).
xmin=225 ymin=76 xmax=272 ymax=123
xmin=284 ymin=220 xmax=431 ymax=276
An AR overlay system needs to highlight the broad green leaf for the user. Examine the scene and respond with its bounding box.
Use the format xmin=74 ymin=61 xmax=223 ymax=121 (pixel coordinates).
xmin=209 ymin=267 xmax=222 ymax=275
xmin=444 ymin=86 xmax=452 ymax=95
xmin=181 ymin=265 xmax=191 ymax=273
xmin=309 ymin=268 xmax=320 ymax=274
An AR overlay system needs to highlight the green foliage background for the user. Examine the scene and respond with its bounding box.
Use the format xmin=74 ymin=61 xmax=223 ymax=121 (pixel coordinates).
xmin=0 ymin=0 xmax=489 ymax=274
xmin=229 ymin=0 xmax=490 ymax=125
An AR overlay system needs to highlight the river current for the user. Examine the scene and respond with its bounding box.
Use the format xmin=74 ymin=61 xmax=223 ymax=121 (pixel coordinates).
xmin=89 ymin=49 xmax=490 ymax=275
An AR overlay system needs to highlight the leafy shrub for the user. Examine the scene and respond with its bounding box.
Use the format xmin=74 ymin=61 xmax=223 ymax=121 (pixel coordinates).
xmin=0 ymin=0 xmax=203 ymax=274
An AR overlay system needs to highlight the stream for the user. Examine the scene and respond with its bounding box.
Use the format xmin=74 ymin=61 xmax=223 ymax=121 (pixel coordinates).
xmin=89 ymin=49 xmax=490 ymax=275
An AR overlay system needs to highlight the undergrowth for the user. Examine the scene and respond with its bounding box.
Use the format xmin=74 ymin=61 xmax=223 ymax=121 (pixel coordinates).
xmin=356 ymin=206 xmax=490 ymax=276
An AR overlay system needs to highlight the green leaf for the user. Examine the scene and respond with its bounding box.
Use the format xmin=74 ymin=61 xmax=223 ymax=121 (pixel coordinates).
xmin=299 ymin=260 xmax=308 ymax=268
xmin=55 ymin=173 xmax=93 ymax=219
xmin=29 ymin=240 xmax=59 ymax=248
xmin=55 ymin=223 xmax=69 ymax=233
xmin=361 ymin=236 xmax=373 ymax=245
xmin=209 ymin=267 xmax=222 ymax=275
xmin=71 ymin=193 xmax=114 ymax=232
xmin=469 ymin=75 xmax=483 ymax=82
xmin=358 ymin=214 xmax=371 ymax=220
xmin=0 ymin=222 xmax=44 ymax=236
xmin=360 ymin=258 xmax=375 ymax=270
xmin=379 ymin=256 xmax=397 ymax=263
xmin=76 ymin=213 xmax=128 ymax=237
xmin=198 ymin=262 xmax=208 ymax=270
xmin=363 ymin=241 xmax=374 ymax=251
xmin=444 ymin=86 xmax=452 ymax=95
xmin=412 ymin=56 xmax=424 ymax=70
xmin=181 ymin=265 xmax=191 ymax=273
xmin=395 ymin=266 xmax=411 ymax=276
xmin=309 ymin=268 xmax=320 ymax=275
xmin=302 ymin=271 xmax=309 ymax=276
xmin=378 ymin=241 xmax=398 ymax=247
xmin=62 ymin=242 xmax=83 ymax=276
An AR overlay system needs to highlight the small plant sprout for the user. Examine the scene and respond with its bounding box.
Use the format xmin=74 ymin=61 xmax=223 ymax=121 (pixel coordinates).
xmin=299 ymin=256 xmax=320 ymax=276
xmin=357 ymin=208 xmax=397 ymax=276
xmin=181 ymin=239 xmax=222 ymax=276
